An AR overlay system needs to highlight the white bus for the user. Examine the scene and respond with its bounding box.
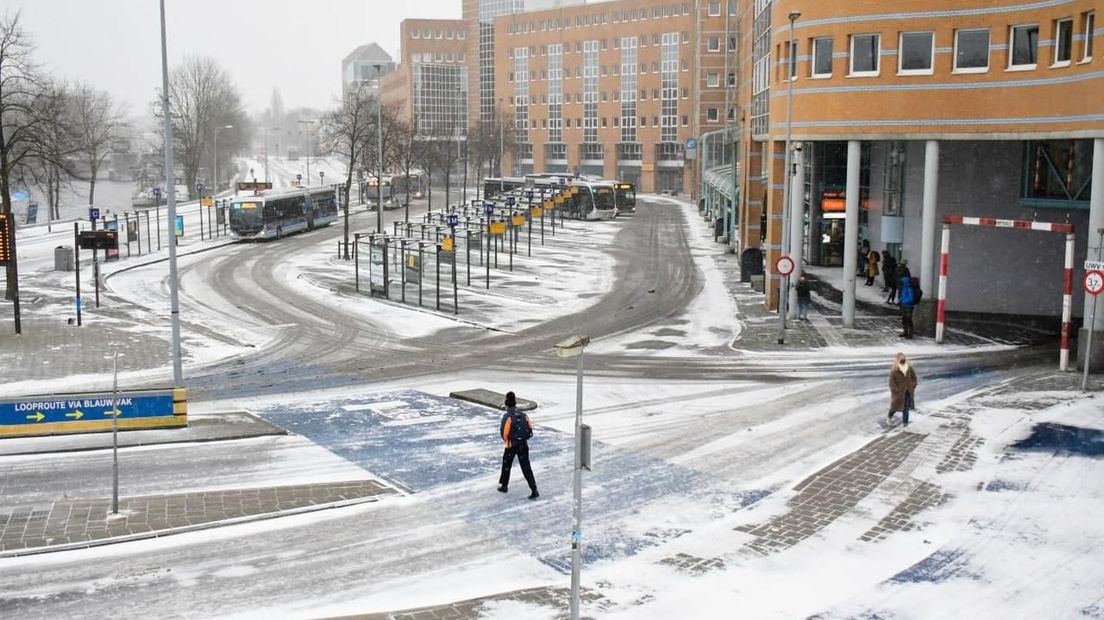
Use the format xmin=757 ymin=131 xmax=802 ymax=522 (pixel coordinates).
xmin=228 ymin=186 xmax=339 ymax=240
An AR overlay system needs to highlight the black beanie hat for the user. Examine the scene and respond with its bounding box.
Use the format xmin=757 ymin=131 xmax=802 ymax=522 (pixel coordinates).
xmin=505 ymin=391 xmax=516 ymax=407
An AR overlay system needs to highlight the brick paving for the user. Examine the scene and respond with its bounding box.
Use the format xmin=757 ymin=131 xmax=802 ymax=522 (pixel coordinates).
xmin=329 ymin=586 xmax=612 ymax=620
xmin=658 ymin=552 xmax=726 ymax=575
xmin=0 ymin=480 xmax=394 ymax=555
xmin=859 ymin=480 xmax=952 ymax=542
xmin=735 ymin=431 xmax=927 ymax=555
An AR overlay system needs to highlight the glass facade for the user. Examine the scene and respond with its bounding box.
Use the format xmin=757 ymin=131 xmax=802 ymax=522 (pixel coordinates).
xmin=414 ymin=64 xmax=469 ymax=137
xmin=751 ymin=0 xmax=771 ymax=136
xmin=660 ymin=32 xmax=678 ymax=143
xmin=514 ymin=47 xmax=529 ymax=146
xmin=620 ymin=36 xmax=638 ymax=144
xmin=548 ymin=43 xmax=563 ymax=144
xmin=478 ymin=0 xmax=525 ymax=122
xmin=583 ymin=40 xmax=599 ymax=144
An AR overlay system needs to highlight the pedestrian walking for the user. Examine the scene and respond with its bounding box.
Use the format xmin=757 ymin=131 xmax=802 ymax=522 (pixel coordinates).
xmin=497 ymin=392 xmax=539 ymax=499
xmin=857 ymin=239 xmax=870 ymax=276
xmin=888 ymin=352 xmax=918 ymax=427
xmin=881 ymin=251 xmax=897 ymax=293
xmin=865 ymin=246 xmax=880 ymax=286
xmin=796 ymin=274 xmax=812 ymax=321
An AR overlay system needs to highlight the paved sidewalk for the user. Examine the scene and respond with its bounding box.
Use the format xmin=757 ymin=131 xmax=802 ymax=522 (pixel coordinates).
xmin=0 ymin=480 xmax=395 ymax=557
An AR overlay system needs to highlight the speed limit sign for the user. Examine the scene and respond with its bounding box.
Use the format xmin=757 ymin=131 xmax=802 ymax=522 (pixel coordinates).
xmin=1085 ymin=270 xmax=1104 ymax=296
xmin=775 ymin=255 xmax=795 ymax=276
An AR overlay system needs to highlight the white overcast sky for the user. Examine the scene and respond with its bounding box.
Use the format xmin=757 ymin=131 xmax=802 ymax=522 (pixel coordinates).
xmin=5 ymin=0 xmax=458 ymax=116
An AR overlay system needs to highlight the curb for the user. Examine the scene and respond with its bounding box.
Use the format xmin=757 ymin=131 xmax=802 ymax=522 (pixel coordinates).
xmin=0 ymin=491 xmax=392 ymax=559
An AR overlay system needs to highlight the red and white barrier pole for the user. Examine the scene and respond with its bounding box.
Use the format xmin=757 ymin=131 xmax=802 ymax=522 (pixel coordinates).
xmin=936 ymin=224 xmax=950 ymax=344
xmin=1060 ymin=232 xmax=1074 ymax=370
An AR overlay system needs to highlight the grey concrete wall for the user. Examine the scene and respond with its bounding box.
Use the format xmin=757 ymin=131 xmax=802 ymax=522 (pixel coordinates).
xmin=893 ymin=140 xmax=1092 ymax=318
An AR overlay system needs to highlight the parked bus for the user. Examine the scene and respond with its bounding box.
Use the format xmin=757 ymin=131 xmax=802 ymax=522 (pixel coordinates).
xmin=574 ymin=180 xmax=618 ymax=220
xmin=615 ymin=181 xmax=637 ymax=213
xmin=392 ymin=172 xmax=425 ymax=200
xmin=483 ymin=177 xmax=526 ymax=199
xmin=228 ymin=186 xmax=338 ymax=240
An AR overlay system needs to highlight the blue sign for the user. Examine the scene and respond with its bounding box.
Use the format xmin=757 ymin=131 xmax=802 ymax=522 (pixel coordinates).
xmin=11 ymin=190 xmax=28 ymax=202
xmin=151 ymin=187 xmax=162 ymax=199
xmin=686 ymin=138 xmax=698 ymax=150
xmin=484 ymin=202 xmax=495 ymax=216
xmin=196 ymin=182 xmax=205 ymax=193
xmin=0 ymin=392 xmax=175 ymax=427
xmin=88 ymin=208 xmax=100 ymax=221
xmin=505 ymin=196 xmax=516 ymax=206
xmin=174 ymin=215 xmax=184 ymax=237
xmin=526 ymin=191 xmax=534 ymax=199
xmin=446 ymin=214 xmax=459 ymax=228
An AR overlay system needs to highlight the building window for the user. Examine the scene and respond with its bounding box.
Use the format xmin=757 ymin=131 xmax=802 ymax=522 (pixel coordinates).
xmin=708 ymin=36 xmax=720 ymax=52
xmin=681 ymin=58 xmax=689 ymax=70
xmin=681 ymin=115 xmax=688 ymax=126
xmin=412 ymin=30 xmax=419 ymax=39
xmin=707 ymin=107 xmax=718 ymax=122
xmin=458 ymin=29 xmax=464 ymax=39
xmin=1009 ymin=24 xmax=1039 ymax=68
xmin=446 ymin=29 xmax=453 ymax=39
xmin=1054 ymin=18 xmax=1073 ymax=65
xmin=812 ymin=37 xmax=833 ymax=77
xmin=707 ymin=72 xmax=720 ymax=87
xmin=602 ymin=117 xmax=607 ymax=127
xmin=1084 ymin=12 xmax=1096 ymax=60
xmin=954 ymin=29 xmax=990 ymax=72
xmin=708 ymin=1 xmax=720 ymax=16
xmin=1023 ymin=140 xmax=1093 ymax=205
xmin=850 ymin=34 xmax=880 ymax=75
xmin=652 ymin=61 xmax=660 ymax=73
xmin=682 ymin=31 xmax=689 ymax=44
xmin=899 ymin=32 xmax=934 ymax=74
xmin=681 ymin=87 xmax=689 ymax=98
xmin=787 ymin=40 xmax=798 ymax=79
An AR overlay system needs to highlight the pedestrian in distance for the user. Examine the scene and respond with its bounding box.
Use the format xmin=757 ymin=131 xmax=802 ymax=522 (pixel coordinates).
xmin=881 ymin=251 xmax=897 ymax=294
xmin=888 ymin=259 xmax=911 ymax=305
xmin=497 ymin=391 xmax=539 ymax=500
xmin=857 ymin=239 xmax=870 ymax=276
xmin=796 ymin=274 xmax=812 ymax=321
xmin=865 ymin=246 xmax=880 ymax=286
xmin=898 ymin=271 xmax=922 ymax=339
xmin=888 ymin=352 xmax=918 ymax=427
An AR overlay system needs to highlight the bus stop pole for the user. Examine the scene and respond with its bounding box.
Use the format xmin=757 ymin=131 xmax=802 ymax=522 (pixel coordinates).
xmin=436 ymin=244 xmax=441 ymax=310
xmin=418 ymin=243 xmax=424 ymax=306
xmin=354 ymin=233 xmax=361 ymax=292
xmin=467 ymin=229 xmax=472 ymax=286
xmin=74 ymin=223 xmax=82 ymax=327
xmin=486 ymin=222 xmax=490 ymax=290
xmin=401 ymin=240 xmax=407 ymax=304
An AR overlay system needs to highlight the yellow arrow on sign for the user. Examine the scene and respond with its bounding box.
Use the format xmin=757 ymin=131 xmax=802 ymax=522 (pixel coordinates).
xmin=25 ymin=412 xmax=45 ymax=422
xmin=65 ymin=410 xmax=84 ymax=420
xmin=103 ymin=408 xmax=123 ymax=418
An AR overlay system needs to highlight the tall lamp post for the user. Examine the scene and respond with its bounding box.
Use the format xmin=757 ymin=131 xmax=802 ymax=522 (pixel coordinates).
xmin=554 ymin=334 xmax=591 ymax=620
xmin=212 ymin=124 xmax=233 ymax=193
xmin=374 ymin=63 xmax=384 ymax=233
xmin=263 ymin=125 xmax=278 ymax=183
xmin=498 ymin=97 xmax=505 ymax=193
xmin=297 ymin=119 xmax=316 ymax=186
xmin=158 ymin=0 xmax=183 ymax=386
xmin=777 ymin=10 xmax=800 ymax=345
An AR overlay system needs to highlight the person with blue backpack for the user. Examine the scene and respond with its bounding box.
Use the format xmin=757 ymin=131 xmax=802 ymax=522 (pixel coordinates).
xmin=497 ymin=391 xmax=539 ymax=499
xmin=898 ymin=270 xmax=922 ymax=339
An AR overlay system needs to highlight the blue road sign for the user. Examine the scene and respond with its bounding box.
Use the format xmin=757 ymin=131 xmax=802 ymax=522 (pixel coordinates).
xmin=484 ymin=202 xmax=495 ymax=215
xmin=151 ymin=187 xmax=162 ymax=199
xmin=0 ymin=392 xmax=175 ymax=427
xmin=88 ymin=208 xmax=100 ymax=221
xmin=196 ymin=182 xmax=205 ymax=193
xmin=174 ymin=215 xmax=184 ymax=237
xmin=506 ymin=196 xmax=516 ymax=206
xmin=686 ymin=138 xmax=698 ymax=150
xmin=446 ymin=214 xmax=459 ymax=228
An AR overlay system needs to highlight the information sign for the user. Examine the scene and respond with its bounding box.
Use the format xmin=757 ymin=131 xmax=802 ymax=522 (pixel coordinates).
xmin=484 ymin=202 xmax=495 ymax=216
xmin=88 ymin=207 xmax=100 ymax=221
xmin=490 ymin=221 xmax=507 ymax=235
xmin=174 ymin=215 xmax=184 ymax=238
xmin=446 ymin=214 xmax=459 ymax=228
xmin=105 ymin=220 xmax=119 ymax=259
xmin=370 ymin=242 xmax=387 ymax=294
xmin=511 ymin=214 xmax=526 ymax=227
xmin=1086 ymin=260 xmax=1104 ymax=272
xmin=78 ymin=230 xmax=118 ymax=251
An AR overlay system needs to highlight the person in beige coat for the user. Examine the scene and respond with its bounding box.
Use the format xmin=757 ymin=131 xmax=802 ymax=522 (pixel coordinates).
xmin=888 ymin=352 xmax=918 ymax=427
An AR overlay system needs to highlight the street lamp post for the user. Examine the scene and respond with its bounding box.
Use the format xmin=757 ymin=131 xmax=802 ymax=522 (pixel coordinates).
xmin=212 ymin=124 xmax=233 ymax=193
xmin=777 ymin=10 xmax=800 ymax=345
xmin=374 ymin=63 xmax=384 ymax=233
xmin=297 ymin=120 xmax=316 ymax=186
xmin=263 ymin=126 xmax=277 ymax=183
xmin=158 ymin=0 xmax=183 ymax=386
xmin=554 ymin=334 xmax=591 ymax=620
xmin=498 ymin=97 xmax=505 ymax=194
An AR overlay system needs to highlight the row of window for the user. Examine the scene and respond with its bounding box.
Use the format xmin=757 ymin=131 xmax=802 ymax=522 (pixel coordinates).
xmin=508 ymin=31 xmax=696 ymax=58
xmin=508 ymin=59 xmax=693 ymax=81
xmin=519 ymin=115 xmax=693 ymax=129
xmin=506 ymin=1 xmax=736 ymax=35
xmin=411 ymin=51 xmax=466 ymax=64
xmin=510 ymin=86 xmax=694 ymax=105
xmin=410 ymin=27 xmax=465 ymax=40
xmin=798 ymin=12 xmax=1095 ymax=79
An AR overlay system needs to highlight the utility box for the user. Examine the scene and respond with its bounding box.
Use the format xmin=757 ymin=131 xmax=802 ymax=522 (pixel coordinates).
xmin=54 ymin=245 xmax=74 ymax=271
xmin=579 ymin=423 xmax=592 ymax=471
xmin=741 ymin=247 xmax=764 ymax=283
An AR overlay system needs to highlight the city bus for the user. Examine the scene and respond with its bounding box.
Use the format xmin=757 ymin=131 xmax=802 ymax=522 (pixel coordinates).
xmin=392 ymin=172 xmax=425 ymax=200
xmin=362 ymin=177 xmax=396 ymax=209
xmin=483 ymin=177 xmax=526 ymax=199
xmin=228 ymin=186 xmax=338 ymax=240
xmin=615 ymin=181 xmax=636 ymax=213
xmin=574 ymin=180 xmax=618 ymax=220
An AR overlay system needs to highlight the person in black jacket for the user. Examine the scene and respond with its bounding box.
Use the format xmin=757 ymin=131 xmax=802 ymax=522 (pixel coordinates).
xmin=497 ymin=392 xmax=539 ymax=499
xmin=795 ymin=274 xmax=812 ymax=321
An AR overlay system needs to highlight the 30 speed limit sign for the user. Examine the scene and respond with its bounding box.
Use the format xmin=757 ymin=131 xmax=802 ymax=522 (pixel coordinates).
xmin=775 ymin=255 xmax=795 ymax=276
xmin=1085 ymin=270 xmax=1104 ymax=296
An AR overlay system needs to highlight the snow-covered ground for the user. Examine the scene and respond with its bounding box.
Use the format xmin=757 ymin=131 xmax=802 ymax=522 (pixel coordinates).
xmin=1 ymin=180 xmax=1101 ymax=618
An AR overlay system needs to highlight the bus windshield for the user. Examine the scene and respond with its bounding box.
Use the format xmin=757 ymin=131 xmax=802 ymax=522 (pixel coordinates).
xmin=594 ymin=187 xmax=616 ymax=210
xmin=616 ymin=183 xmax=636 ymax=206
xmin=229 ymin=201 xmax=265 ymax=231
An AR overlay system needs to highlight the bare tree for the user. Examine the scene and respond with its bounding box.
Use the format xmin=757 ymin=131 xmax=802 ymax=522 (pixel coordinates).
xmin=390 ymin=110 xmax=422 ymax=223
xmin=157 ymin=55 xmax=246 ymax=199
xmin=0 ymin=11 xmax=49 ymax=327
xmin=358 ymin=99 xmax=402 ymax=232
xmin=70 ymin=82 xmax=126 ymax=206
xmin=322 ymin=84 xmax=373 ymax=258
xmin=19 ymin=80 xmax=74 ymax=223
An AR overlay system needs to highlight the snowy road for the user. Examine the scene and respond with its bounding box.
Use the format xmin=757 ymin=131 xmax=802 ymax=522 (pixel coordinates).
xmin=1 ymin=187 xmax=1096 ymax=618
